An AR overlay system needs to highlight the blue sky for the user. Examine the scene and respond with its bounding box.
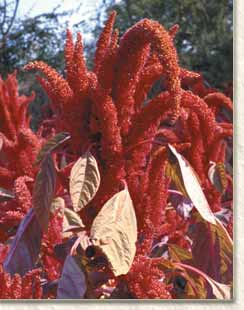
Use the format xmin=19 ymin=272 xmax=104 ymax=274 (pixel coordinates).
xmin=15 ymin=0 xmax=106 ymax=43
xmin=14 ymin=0 xmax=122 ymax=45
xmin=17 ymin=0 xmax=99 ymax=27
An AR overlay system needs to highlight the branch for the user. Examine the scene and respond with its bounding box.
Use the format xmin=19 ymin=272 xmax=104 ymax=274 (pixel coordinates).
xmin=2 ymin=0 xmax=19 ymax=37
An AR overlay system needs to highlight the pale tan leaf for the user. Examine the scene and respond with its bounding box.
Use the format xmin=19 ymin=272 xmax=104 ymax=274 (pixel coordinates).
xmin=50 ymin=197 xmax=65 ymax=217
xmin=168 ymin=144 xmax=216 ymax=225
xmin=33 ymin=154 xmax=56 ymax=231
xmin=208 ymin=161 xmax=227 ymax=193
xmin=215 ymin=217 xmax=233 ymax=248
xmin=70 ymin=151 xmax=100 ymax=212
xmin=0 ymin=136 xmax=3 ymax=152
xmin=206 ymin=277 xmax=231 ymax=300
xmin=90 ymin=188 xmax=137 ymax=276
xmin=63 ymin=208 xmax=85 ymax=234
xmin=0 ymin=187 xmax=15 ymax=202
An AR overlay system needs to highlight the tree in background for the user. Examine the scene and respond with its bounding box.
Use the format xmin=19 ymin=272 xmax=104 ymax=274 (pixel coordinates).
xmin=0 ymin=0 xmax=102 ymax=129
xmin=101 ymin=0 xmax=233 ymax=88
xmin=0 ymin=0 xmax=78 ymax=130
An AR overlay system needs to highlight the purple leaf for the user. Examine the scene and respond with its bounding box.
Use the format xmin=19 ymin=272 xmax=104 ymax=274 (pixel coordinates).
xmin=54 ymin=237 xmax=77 ymax=261
xmin=3 ymin=208 xmax=42 ymax=276
xmin=191 ymin=215 xmax=232 ymax=284
xmin=169 ymin=190 xmax=194 ymax=219
xmin=214 ymin=208 xmax=232 ymax=226
xmin=176 ymin=198 xmax=194 ymax=219
xmin=57 ymin=255 xmax=87 ymax=299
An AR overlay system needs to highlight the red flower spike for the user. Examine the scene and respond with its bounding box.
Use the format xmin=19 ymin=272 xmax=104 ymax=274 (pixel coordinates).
xmin=13 ymin=176 xmax=33 ymax=213
xmin=110 ymin=29 xmax=119 ymax=49
xmin=96 ymin=29 xmax=119 ymax=92
xmin=88 ymin=73 xmax=123 ymax=160
xmin=24 ymin=61 xmax=73 ymax=110
xmin=134 ymin=61 xmax=163 ymax=112
xmin=72 ymin=32 xmax=89 ymax=92
xmin=0 ymin=73 xmax=43 ymax=187
xmin=65 ymin=29 xmax=75 ymax=86
xmin=187 ymin=112 xmax=206 ymax=181
xmin=181 ymin=90 xmax=218 ymax=146
xmin=93 ymin=11 xmax=117 ymax=74
xmin=114 ymin=43 xmax=151 ymax=135
xmin=169 ymin=24 xmax=179 ymax=39
xmin=138 ymin=152 xmax=168 ymax=254
xmin=0 ymin=266 xmax=42 ymax=299
xmin=126 ymin=256 xmax=172 ymax=299
xmin=115 ymin=18 xmax=181 ymax=133
xmin=204 ymin=92 xmax=233 ymax=112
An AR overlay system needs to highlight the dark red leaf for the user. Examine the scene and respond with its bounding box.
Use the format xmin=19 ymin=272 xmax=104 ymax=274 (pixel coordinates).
xmin=35 ymin=132 xmax=71 ymax=165
xmin=3 ymin=209 xmax=42 ymax=276
xmin=191 ymin=214 xmax=233 ymax=284
xmin=33 ymin=154 xmax=56 ymax=231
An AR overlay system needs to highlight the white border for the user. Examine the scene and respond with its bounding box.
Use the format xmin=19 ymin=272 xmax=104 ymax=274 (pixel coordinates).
xmin=0 ymin=0 xmax=241 ymax=309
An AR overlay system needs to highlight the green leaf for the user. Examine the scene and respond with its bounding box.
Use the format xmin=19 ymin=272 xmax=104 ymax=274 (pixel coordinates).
xmin=35 ymin=132 xmax=70 ymax=165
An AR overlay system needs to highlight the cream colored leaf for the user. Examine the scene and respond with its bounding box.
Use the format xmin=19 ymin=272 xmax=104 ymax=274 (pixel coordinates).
xmin=168 ymin=144 xmax=216 ymax=225
xmin=215 ymin=217 xmax=233 ymax=247
xmin=70 ymin=151 xmax=100 ymax=212
xmin=206 ymin=277 xmax=232 ymax=300
xmin=50 ymin=197 xmax=65 ymax=217
xmin=90 ymin=188 xmax=137 ymax=276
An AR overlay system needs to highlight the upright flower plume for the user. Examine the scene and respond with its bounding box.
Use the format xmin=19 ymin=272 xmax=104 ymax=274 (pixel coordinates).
xmin=0 ymin=11 xmax=232 ymax=299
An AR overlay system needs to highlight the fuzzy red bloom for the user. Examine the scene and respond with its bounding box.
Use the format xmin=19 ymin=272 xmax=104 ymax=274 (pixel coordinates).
xmin=0 ymin=12 xmax=232 ymax=300
xmin=0 ymin=73 xmax=44 ymax=187
xmin=114 ymin=18 xmax=181 ymax=135
xmin=94 ymin=11 xmax=117 ymax=74
xmin=126 ymin=255 xmax=172 ymax=299
xmin=0 ymin=266 xmax=42 ymax=299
